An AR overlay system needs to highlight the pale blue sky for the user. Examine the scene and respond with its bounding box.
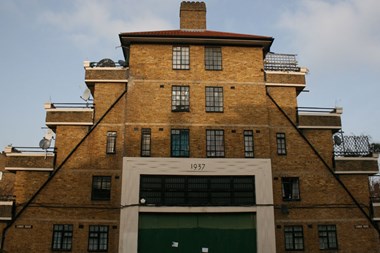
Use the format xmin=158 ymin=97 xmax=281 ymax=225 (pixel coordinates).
xmin=1 ymin=0 xmax=379 ymax=149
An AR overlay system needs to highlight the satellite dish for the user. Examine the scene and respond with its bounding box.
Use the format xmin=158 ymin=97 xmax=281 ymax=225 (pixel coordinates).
xmin=334 ymin=135 xmax=342 ymax=146
xmin=97 ymin=58 xmax=115 ymax=67
xmin=39 ymin=137 xmax=51 ymax=150
xmin=81 ymin=88 xmax=91 ymax=101
xmin=44 ymin=129 xmax=54 ymax=140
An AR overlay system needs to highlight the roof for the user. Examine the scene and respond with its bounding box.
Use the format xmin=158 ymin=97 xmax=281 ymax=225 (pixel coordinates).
xmin=119 ymin=29 xmax=274 ymax=60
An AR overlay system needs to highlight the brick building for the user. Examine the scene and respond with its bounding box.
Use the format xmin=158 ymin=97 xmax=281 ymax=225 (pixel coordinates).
xmin=1 ymin=1 xmax=380 ymax=252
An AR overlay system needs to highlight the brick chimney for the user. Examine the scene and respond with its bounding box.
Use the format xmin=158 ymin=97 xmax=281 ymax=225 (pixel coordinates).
xmin=180 ymin=1 xmax=206 ymax=30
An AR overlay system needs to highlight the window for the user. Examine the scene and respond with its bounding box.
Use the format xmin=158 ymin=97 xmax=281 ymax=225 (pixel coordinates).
xmin=141 ymin=128 xmax=151 ymax=157
xmin=140 ymin=175 xmax=255 ymax=206
xmin=172 ymin=86 xmax=190 ymax=112
xmin=173 ymin=46 xmax=190 ymax=70
xmin=171 ymin=129 xmax=189 ymax=157
xmin=205 ymin=87 xmax=223 ymax=112
xmin=88 ymin=225 xmax=109 ymax=251
xmin=206 ymin=130 xmax=225 ymax=157
xmin=284 ymin=226 xmax=304 ymax=250
xmin=92 ymin=176 xmax=111 ymax=201
xmin=282 ymin=177 xmax=300 ymax=201
xmin=244 ymin=130 xmax=254 ymax=158
xmin=205 ymin=47 xmax=222 ymax=70
xmin=318 ymin=225 xmax=338 ymax=250
xmin=52 ymin=224 xmax=73 ymax=251
xmin=106 ymin=132 xmax=116 ymax=154
xmin=277 ymin=133 xmax=287 ymax=155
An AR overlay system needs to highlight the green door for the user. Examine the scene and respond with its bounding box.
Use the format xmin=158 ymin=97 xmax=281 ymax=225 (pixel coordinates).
xmin=138 ymin=213 xmax=256 ymax=253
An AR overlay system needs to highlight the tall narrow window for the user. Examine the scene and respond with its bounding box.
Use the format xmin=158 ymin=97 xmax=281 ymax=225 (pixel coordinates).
xmin=52 ymin=224 xmax=73 ymax=251
xmin=141 ymin=128 xmax=151 ymax=157
xmin=106 ymin=132 xmax=117 ymax=154
xmin=172 ymin=86 xmax=190 ymax=112
xmin=88 ymin=225 xmax=109 ymax=251
xmin=282 ymin=177 xmax=300 ymax=201
xmin=92 ymin=176 xmax=111 ymax=201
xmin=206 ymin=130 xmax=225 ymax=157
xmin=284 ymin=226 xmax=304 ymax=250
xmin=205 ymin=87 xmax=223 ymax=112
xmin=205 ymin=47 xmax=222 ymax=70
xmin=171 ymin=129 xmax=189 ymax=157
xmin=173 ymin=46 xmax=190 ymax=70
xmin=276 ymin=133 xmax=287 ymax=155
xmin=244 ymin=130 xmax=254 ymax=158
xmin=318 ymin=225 xmax=338 ymax=250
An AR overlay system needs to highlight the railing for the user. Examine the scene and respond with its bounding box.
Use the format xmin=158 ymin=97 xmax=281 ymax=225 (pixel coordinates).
xmin=297 ymin=107 xmax=337 ymax=114
xmin=264 ymin=53 xmax=300 ymax=72
xmin=48 ymin=103 xmax=94 ymax=109
xmin=88 ymin=59 xmax=128 ymax=68
xmin=5 ymin=146 xmax=56 ymax=154
xmin=333 ymin=133 xmax=374 ymax=157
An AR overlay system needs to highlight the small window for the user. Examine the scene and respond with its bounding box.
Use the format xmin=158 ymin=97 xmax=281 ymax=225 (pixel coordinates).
xmin=276 ymin=133 xmax=287 ymax=155
xmin=318 ymin=225 xmax=338 ymax=250
xmin=205 ymin=87 xmax=223 ymax=112
xmin=282 ymin=177 xmax=300 ymax=201
xmin=88 ymin=225 xmax=109 ymax=251
xmin=92 ymin=176 xmax=111 ymax=201
xmin=284 ymin=226 xmax=304 ymax=250
xmin=141 ymin=128 xmax=151 ymax=157
xmin=173 ymin=46 xmax=190 ymax=70
xmin=172 ymin=86 xmax=190 ymax=112
xmin=106 ymin=132 xmax=117 ymax=154
xmin=205 ymin=47 xmax=222 ymax=70
xmin=206 ymin=130 xmax=225 ymax=157
xmin=244 ymin=130 xmax=254 ymax=158
xmin=52 ymin=224 xmax=73 ymax=251
xmin=171 ymin=129 xmax=189 ymax=157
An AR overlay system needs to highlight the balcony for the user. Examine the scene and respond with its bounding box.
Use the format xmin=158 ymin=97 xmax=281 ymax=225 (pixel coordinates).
xmin=45 ymin=102 xmax=94 ymax=129
xmin=297 ymin=107 xmax=342 ymax=131
xmin=84 ymin=59 xmax=129 ymax=88
xmin=333 ymin=134 xmax=379 ymax=175
xmin=3 ymin=146 xmax=55 ymax=172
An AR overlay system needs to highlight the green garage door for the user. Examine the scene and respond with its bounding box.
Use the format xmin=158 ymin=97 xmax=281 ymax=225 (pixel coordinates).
xmin=138 ymin=213 xmax=256 ymax=253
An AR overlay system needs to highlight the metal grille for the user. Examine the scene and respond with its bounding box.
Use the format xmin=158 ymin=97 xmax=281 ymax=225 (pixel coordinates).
xmin=264 ymin=53 xmax=300 ymax=72
xmin=333 ymin=132 xmax=371 ymax=157
xmin=140 ymin=175 xmax=255 ymax=206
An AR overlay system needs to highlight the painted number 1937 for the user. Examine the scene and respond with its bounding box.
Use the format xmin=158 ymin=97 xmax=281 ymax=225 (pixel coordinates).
xmin=190 ymin=163 xmax=206 ymax=171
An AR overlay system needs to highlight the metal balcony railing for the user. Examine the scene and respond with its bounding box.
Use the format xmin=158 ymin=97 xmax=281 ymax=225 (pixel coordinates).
xmin=264 ymin=53 xmax=301 ymax=72
xmin=333 ymin=132 xmax=377 ymax=157
xmin=48 ymin=103 xmax=94 ymax=109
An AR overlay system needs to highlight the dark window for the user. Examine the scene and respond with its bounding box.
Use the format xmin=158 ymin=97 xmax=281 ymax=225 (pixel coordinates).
xmin=277 ymin=133 xmax=287 ymax=155
xmin=282 ymin=177 xmax=300 ymax=201
xmin=106 ymin=132 xmax=116 ymax=154
xmin=88 ymin=225 xmax=108 ymax=252
xmin=52 ymin=224 xmax=73 ymax=251
xmin=172 ymin=86 xmax=190 ymax=112
xmin=284 ymin=226 xmax=304 ymax=250
xmin=140 ymin=175 xmax=255 ymax=206
xmin=92 ymin=176 xmax=111 ymax=201
xmin=173 ymin=46 xmax=190 ymax=70
xmin=318 ymin=225 xmax=338 ymax=250
xmin=244 ymin=130 xmax=254 ymax=158
xmin=205 ymin=47 xmax=222 ymax=70
xmin=141 ymin=128 xmax=151 ymax=157
xmin=205 ymin=87 xmax=223 ymax=112
xmin=206 ymin=130 xmax=225 ymax=157
xmin=171 ymin=129 xmax=189 ymax=157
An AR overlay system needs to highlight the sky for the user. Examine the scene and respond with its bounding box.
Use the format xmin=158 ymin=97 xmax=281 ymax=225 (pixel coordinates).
xmin=0 ymin=0 xmax=379 ymax=150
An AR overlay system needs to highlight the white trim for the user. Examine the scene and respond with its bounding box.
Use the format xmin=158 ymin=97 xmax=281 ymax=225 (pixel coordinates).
xmin=373 ymin=218 xmax=380 ymax=221
xmin=45 ymin=108 xmax=93 ymax=112
xmin=45 ymin=122 xmax=93 ymax=126
xmin=5 ymin=153 xmax=54 ymax=157
xmin=334 ymin=171 xmax=379 ymax=175
xmin=0 ymin=201 xmax=13 ymax=205
xmin=298 ymin=126 xmax=341 ymax=129
xmin=85 ymin=79 xmax=128 ymax=83
xmin=298 ymin=112 xmax=341 ymax=117
xmin=5 ymin=167 xmax=54 ymax=172
xmin=265 ymin=70 xmax=307 ymax=75
xmin=335 ymin=157 xmax=379 ymax=161
xmin=372 ymin=203 xmax=380 ymax=207
xmin=266 ymin=83 xmax=306 ymax=88
xmin=0 ymin=217 xmax=12 ymax=221
xmin=120 ymin=157 xmax=276 ymax=253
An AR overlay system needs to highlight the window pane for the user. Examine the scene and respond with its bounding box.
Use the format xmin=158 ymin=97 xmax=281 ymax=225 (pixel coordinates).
xmin=206 ymin=130 xmax=224 ymax=157
xmin=141 ymin=129 xmax=151 ymax=157
xmin=106 ymin=131 xmax=117 ymax=154
xmin=173 ymin=46 xmax=190 ymax=70
xmin=205 ymin=87 xmax=223 ymax=112
xmin=205 ymin=47 xmax=222 ymax=70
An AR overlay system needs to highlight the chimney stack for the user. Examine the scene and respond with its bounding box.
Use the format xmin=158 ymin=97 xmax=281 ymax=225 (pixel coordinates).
xmin=180 ymin=1 xmax=207 ymax=31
